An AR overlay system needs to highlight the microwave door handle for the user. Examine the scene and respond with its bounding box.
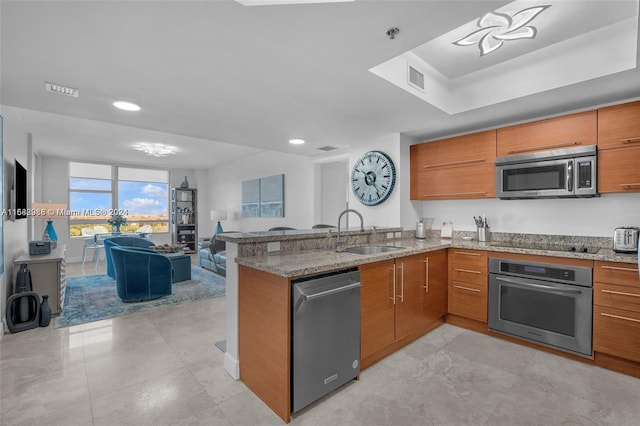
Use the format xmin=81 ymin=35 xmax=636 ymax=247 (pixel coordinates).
xmin=567 ymin=160 xmax=573 ymax=191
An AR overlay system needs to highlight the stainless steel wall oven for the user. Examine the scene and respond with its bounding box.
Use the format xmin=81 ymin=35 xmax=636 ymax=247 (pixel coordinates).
xmin=488 ymin=258 xmax=593 ymax=357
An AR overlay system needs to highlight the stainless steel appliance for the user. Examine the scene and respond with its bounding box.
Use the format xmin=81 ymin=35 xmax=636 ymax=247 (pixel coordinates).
xmin=291 ymin=268 xmax=361 ymax=413
xmin=495 ymin=145 xmax=597 ymax=199
xmin=613 ymin=227 xmax=640 ymax=253
xmin=488 ymin=258 xmax=593 ymax=357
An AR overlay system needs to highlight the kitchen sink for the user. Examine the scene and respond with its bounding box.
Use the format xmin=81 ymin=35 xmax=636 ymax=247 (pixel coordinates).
xmin=340 ymin=245 xmax=403 ymax=255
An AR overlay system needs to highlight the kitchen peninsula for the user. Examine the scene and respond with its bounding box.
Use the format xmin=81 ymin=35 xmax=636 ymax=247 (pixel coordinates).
xmin=221 ymin=228 xmax=639 ymax=423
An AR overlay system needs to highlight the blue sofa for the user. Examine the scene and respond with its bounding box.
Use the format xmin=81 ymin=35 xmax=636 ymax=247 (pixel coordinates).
xmin=104 ymin=236 xmax=155 ymax=278
xmin=110 ymin=246 xmax=172 ymax=302
xmin=198 ymin=234 xmax=227 ymax=276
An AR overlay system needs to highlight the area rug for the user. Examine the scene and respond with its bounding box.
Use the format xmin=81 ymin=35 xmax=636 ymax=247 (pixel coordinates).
xmin=55 ymin=266 xmax=225 ymax=328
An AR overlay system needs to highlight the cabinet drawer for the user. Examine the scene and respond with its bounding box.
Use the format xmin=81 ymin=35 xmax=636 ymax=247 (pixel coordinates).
xmin=598 ymin=146 xmax=640 ymax=193
xmin=597 ymin=101 xmax=640 ymax=150
xmin=450 ymin=263 xmax=487 ymax=285
xmin=448 ymin=280 xmax=487 ymax=323
xmin=594 ymin=261 xmax=640 ymax=288
xmin=595 ymin=282 xmax=640 ymax=313
xmin=449 ymin=249 xmax=487 ymax=267
xmin=497 ymin=110 xmax=597 ymax=157
xmin=593 ymin=305 xmax=640 ymax=362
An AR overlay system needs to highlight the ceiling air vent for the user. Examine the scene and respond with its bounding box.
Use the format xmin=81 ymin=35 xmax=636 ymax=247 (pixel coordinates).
xmin=317 ymin=146 xmax=338 ymax=151
xmin=45 ymin=82 xmax=79 ymax=98
xmin=407 ymin=65 xmax=425 ymax=92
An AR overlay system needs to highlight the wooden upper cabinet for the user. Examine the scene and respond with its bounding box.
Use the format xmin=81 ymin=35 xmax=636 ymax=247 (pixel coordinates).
xmin=598 ymin=146 xmax=640 ymax=193
xmin=497 ymin=110 xmax=597 ymax=156
xmin=410 ymin=130 xmax=496 ymax=200
xmin=598 ymin=101 xmax=640 ymax=150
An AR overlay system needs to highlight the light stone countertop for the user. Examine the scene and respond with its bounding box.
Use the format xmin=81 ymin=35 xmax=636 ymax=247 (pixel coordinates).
xmin=235 ymin=237 xmax=638 ymax=278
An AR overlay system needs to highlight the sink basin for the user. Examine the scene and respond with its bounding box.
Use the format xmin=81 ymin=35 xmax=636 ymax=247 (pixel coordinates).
xmin=340 ymin=245 xmax=403 ymax=255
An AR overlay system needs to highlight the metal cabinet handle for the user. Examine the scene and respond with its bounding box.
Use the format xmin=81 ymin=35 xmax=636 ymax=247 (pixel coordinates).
xmin=621 ymin=137 xmax=640 ymax=143
xmin=422 ymin=158 xmax=486 ymax=169
xmin=454 ymin=285 xmax=481 ymax=293
xmin=601 ymin=289 xmax=640 ymax=298
xmin=422 ymin=258 xmax=429 ymax=293
xmin=620 ymin=183 xmax=640 ymax=189
xmin=454 ymin=268 xmax=481 ymax=274
xmin=600 ymin=265 xmax=639 ymax=272
xmin=422 ymin=191 xmax=487 ymax=197
xmin=507 ymin=141 xmax=581 ymax=154
xmin=399 ymin=262 xmax=404 ymax=302
xmin=390 ymin=264 xmax=396 ymax=305
xmin=453 ymin=251 xmax=481 ymax=256
xmin=600 ymin=312 xmax=640 ymax=324
xmin=303 ymin=282 xmax=361 ymax=301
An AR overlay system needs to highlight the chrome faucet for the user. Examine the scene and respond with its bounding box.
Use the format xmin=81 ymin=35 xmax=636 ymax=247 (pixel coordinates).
xmin=337 ymin=209 xmax=364 ymax=250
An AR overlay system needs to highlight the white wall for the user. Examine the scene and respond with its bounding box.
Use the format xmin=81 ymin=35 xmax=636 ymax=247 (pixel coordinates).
xmin=417 ymin=194 xmax=640 ymax=237
xmin=1 ymin=107 xmax=31 ymax=338
xmin=204 ymin=151 xmax=315 ymax=232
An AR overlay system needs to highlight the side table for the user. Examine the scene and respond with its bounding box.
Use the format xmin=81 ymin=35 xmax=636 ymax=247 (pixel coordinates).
xmin=14 ymin=245 xmax=67 ymax=314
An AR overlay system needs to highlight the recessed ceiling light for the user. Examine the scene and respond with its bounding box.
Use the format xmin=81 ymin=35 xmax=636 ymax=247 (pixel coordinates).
xmin=132 ymin=142 xmax=178 ymax=157
xmin=113 ymin=100 xmax=141 ymax=111
xmin=289 ymin=138 xmax=305 ymax=145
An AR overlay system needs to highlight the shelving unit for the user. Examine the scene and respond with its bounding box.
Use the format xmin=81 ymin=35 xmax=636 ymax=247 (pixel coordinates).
xmin=171 ymin=188 xmax=197 ymax=253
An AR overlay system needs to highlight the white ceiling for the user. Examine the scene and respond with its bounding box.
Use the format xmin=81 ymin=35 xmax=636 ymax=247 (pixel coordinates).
xmin=1 ymin=0 xmax=640 ymax=169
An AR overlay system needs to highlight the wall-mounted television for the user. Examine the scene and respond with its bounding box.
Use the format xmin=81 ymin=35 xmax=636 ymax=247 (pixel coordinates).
xmin=14 ymin=159 xmax=27 ymax=219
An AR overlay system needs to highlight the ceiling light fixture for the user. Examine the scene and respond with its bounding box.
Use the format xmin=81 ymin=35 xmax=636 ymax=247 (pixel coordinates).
xmin=45 ymin=82 xmax=79 ymax=97
xmin=386 ymin=27 xmax=400 ymax=40
xmin=113 ymin=100 xmax=141 ymax=111
xmin=453 ymin=5 xmax=550 ymax=56
xmin=132 ymin=142 xmax=178 ymax=157
xmin=289 ymin=138 xmax=305 ymax=145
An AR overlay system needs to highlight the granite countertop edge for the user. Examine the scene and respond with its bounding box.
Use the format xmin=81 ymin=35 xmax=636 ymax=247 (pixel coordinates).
xmin=235 ymin=238 xmax=638 ymax=278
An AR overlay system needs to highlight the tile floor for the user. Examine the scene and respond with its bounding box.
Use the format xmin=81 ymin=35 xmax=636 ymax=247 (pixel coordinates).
xmin=1 ymin=262 xmax=640 ymax=425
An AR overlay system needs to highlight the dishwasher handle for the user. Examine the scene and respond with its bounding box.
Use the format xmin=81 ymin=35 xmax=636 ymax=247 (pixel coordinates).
xmin=303 ymin=282 xmax=361 ymax=302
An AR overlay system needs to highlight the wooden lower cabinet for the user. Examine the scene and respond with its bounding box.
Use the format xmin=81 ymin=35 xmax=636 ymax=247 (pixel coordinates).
xmin=593 ymin=261 xmax=640 ymax=365
xmin=360 ymin=250 xmax=448 ymax=368
xmin=447 ymin=249 xmax=488 ymax=324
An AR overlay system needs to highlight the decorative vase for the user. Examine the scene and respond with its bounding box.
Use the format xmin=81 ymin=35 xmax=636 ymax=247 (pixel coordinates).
xmin=39 ymin=295 xmax=52 ymax=327
xmin=112 ymin=225 xmax=120 ymax=233
xmin=180 ymin=176 xmax=189 ymax=188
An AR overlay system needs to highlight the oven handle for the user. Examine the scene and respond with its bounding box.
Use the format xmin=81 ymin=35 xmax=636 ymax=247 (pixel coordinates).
xmin=494 ymin=276 xmax=583 ymax=295
xmin=567 ymin=160 xmax=573 ymax=191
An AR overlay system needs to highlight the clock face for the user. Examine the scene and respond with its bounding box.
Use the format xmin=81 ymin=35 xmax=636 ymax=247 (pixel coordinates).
xmin=351 ymin=151 xmax=396 ymax=206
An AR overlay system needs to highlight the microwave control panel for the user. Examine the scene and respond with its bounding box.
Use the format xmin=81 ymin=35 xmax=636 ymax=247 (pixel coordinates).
xmin=577 ymin=160 xmax=593 ymax=189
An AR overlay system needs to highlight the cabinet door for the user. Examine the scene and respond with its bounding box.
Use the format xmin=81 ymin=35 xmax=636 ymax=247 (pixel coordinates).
xmin=414 ymin=130 xmax=496 ymax=167
xmin=598 ymin=101 xmax=640 ymax=150
xmin=448 ymin=280 xmax=488 ymax=323
xmin=422 ymin=249 xmax=448 ymax=325
xmin=594 ymin=305 xmax=640 ymax=363
xmin=360 ymin=260 xmax=396 ymax=360
xmin=598 ymin=146 xmax=640 ymax=193
xmin=413 ymin=164 xmax=495 ymax=200
xmin=395 ymin=254 xmax=426 ymax=341
xmin=497 ymin=110 xmax=597 ymax=156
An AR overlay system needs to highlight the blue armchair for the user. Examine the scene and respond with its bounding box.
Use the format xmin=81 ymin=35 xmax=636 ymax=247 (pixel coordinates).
xmin=110 ymin=246 xmax=172 ymax=302
xmin=104 ymin=236 xmax=155 ymax=278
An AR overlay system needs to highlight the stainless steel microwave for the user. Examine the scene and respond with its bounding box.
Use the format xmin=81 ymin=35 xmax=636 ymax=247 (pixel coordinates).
xmin=495 ymin=145 xmax=597 ymax=199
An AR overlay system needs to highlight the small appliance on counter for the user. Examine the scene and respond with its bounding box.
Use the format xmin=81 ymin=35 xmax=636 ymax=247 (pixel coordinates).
xmin=613 ymin=227 xmax=640 ymax=253
xmin=415 ymin=217 xmax=434 ymax=239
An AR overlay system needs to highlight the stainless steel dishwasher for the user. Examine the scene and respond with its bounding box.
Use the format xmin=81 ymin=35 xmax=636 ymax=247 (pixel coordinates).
xmin=291 ymin=268 xmax=361 ymax=413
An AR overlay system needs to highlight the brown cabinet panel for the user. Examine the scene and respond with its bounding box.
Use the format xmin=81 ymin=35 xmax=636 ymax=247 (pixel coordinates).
xmin=395 ymin=254 xmax=426 ymax=341
xmin=360 ymin=259 xmax=396 ymax=360
xmin=423 ymin=249 xmax=448 ymax=325
xmin=412 ymin=164 xmax=495 ymax=200
xmin=449 ymin=249 xmax=487 ymax=267
xmin=450 ymin=264 xmax=487 ymax=285
xmin=413 ymin=130 xmax=496 ymax=168
xmin=497 ymin=110 xmax=597 ymax=157
xmin=598 ymin=101 xmax=640 ymax=150
xmin=598 ymin=146 xmax=640 ymax=193
xmin=448 ymin=280 xmax=487 ymax=323
xmin=594 ymin=282 xmax=640 ymax=313
xmin=594 ymin=261 xmax=640 ymax=288
xmin=594 ymin=305 xmax=640 ymax=363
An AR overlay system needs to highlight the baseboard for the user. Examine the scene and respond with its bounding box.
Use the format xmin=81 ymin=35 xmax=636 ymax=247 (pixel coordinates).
xmin=224 ymin=351 xmax=240 ymax=380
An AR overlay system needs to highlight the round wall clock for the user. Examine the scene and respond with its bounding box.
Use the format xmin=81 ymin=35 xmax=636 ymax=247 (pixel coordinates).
xmin=351 ymin=150 xmax=397 ymax=206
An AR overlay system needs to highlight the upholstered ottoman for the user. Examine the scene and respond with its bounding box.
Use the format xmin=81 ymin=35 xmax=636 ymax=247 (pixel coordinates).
xmin=168 ymin=255 xmax=191 ymax=283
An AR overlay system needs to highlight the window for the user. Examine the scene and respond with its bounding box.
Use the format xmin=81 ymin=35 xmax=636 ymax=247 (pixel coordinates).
xmin=68 ymin=162 xmax=169 ymax=236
